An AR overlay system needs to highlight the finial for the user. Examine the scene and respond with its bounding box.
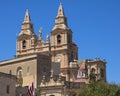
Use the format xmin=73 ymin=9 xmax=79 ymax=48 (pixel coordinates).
xmin=60 ymin=2 xmax=62 ymax=5
xmin=23 ymin=9 xmax=31 ymax=23
xmin=38 ymin=28 xmax=42 ymax=40
xmin=57 ymin=3 xmax=65 ymax=17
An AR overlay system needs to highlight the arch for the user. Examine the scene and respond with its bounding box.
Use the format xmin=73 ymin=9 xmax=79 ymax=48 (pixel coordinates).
xmin=17 ymin=67 xmax=22 ymax=78
xmin=91 ymin=68 xmax=95 ymax=73
xmin=22 ymin=40 xmax=26 ymax=49
xmin=57 ymin=35 xmax=61 ymax=44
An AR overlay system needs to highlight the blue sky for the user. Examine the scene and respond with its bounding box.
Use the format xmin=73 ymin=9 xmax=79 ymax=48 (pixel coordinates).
xmin=0 ymin=0 xmax=120 ymax=83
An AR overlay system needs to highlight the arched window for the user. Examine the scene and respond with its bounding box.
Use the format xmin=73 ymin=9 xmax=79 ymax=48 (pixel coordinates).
xmin=91 ymin=68 xmax=95 ymax=74
xmin=22 ymin=40 xmax=26 ymax=49
xmin=57 ymin=35 xmax=61 ymax=44
xmin=17 ymin=67 xmax=22 ymax=78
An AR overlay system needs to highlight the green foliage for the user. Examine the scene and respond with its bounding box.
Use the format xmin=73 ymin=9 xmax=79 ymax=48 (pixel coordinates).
xmin=77 ymin=82 xmax=120 ymax=96
xmin=89 ymin=68 xmax=96 ymax=82
xmin=35 ymin=87 xmax=40 ymax=96
xmin=77 ymin=68 xmax=120 ymax=96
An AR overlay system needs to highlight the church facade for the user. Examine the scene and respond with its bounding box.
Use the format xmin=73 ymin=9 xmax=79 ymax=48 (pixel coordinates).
xmin=0 ymin=3 xmax=106 ymax=96
xmin=16 ymin=3 xmax=78 ymax=82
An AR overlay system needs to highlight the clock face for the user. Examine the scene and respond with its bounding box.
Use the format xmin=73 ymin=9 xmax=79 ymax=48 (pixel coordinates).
xmin=56 ymin=58 xmax=61 ymax=62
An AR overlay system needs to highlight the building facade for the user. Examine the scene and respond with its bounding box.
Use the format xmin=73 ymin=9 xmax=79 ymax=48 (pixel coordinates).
xmin=0 ymin=72 xmax=16 ymax=96
xmin=0 ymin=54 xmax=51 ymax=88
xmin=0 ymin=3 xmax=107 ymax=96
xmin=75 ymin=58 xmax=106 ymax=83
xmin=40 ymin=69 xmax=80 ymax=96
xmin=16 ymin=3 xmax=78 ymax=82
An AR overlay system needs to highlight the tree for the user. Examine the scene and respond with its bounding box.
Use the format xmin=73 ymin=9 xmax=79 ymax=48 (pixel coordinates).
xmin=77 ymin=82 xmax=120 ymax=96
xmin=77 ymin=69 xmax=120 ymax=96
xmin=35 ymin=87 xmax=40 ymax=96
xmin=116 ymin=89 xmax=120 ymax=96
xmin=89 ymin=68 xmax=96 ymax=82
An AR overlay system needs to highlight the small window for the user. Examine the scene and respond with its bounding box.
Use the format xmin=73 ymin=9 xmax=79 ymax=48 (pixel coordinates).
xmin=43 ymin=67 xmax=46 ymax=73
xmin=78 ymin=71 xmax=85 ymax=77
xmin=81 ymin=72 xmax=83 ymax=76
xmin=57 ymin=35 xmax=61 ymax=44
xmin=9 ymin=70 xmax=12 ymax=75
xmin=17 ymin=67 xmax=22 ymax=78
xmin=77 ymin=71 xmax=81 ymax=77
xmin=6 ymin=85 xmax=10 ymax=94
xmin=27 ymin=66 xmax=30 ymax=74
xmin=22 ymin=40 xmax=26 ymax=49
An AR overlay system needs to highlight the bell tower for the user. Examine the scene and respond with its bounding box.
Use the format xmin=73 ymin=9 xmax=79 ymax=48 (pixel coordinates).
xmin=17 ymin=10 xmax=37 ymax=57
xmin=51 ymin=3 xmax=73 ymax=45
xmin=51 ymin=3 xmax=78 ymax=80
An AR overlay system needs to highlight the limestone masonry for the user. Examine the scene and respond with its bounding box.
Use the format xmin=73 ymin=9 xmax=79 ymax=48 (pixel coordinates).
xmin=0 ymin=3 xmax=106 ymax=96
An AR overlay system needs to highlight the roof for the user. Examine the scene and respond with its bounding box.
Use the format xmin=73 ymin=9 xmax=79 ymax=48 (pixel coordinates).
xmin=75 ymin=78 xmax=88 ymax=83
xmin=0 ymin=54 xmax=37 ymax=65
xmin=0 ymin=72 xmax=16 ymax=80
xmin=0 ymin=54 xmax=49 ymax=66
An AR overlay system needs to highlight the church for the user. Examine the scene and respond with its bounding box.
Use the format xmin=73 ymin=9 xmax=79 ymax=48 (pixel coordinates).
xmin=0 ymin=3 xmax=106 ymax=96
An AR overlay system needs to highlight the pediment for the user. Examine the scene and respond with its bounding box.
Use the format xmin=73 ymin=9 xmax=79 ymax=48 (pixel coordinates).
xmin=51 ymin=29 xmax=64 ymax=35
xmin=51 ymin=28 xmax=70 ymax=35
xmin=17 ymin=33 xmax=31 ymax=40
